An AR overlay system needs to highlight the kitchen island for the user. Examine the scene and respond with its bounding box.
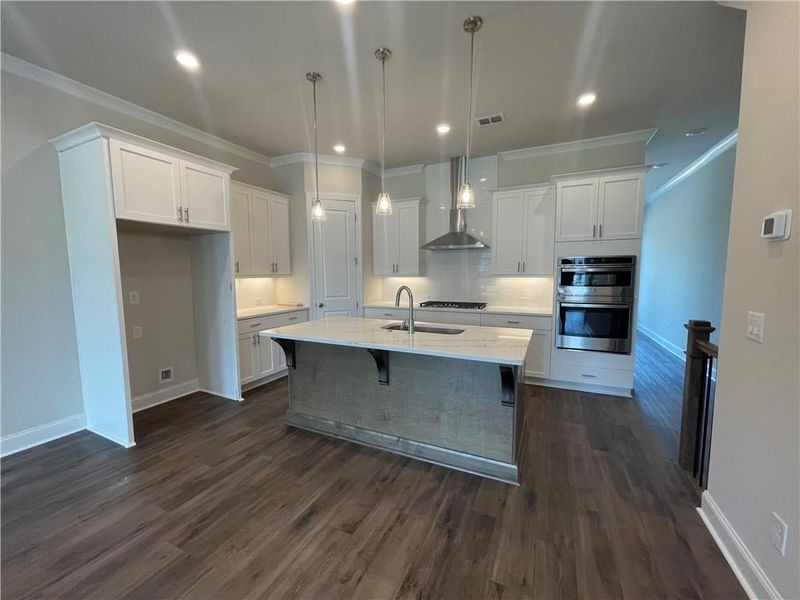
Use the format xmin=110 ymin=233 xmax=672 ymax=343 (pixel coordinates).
xmin=262 ymin=316 xmax=532 ymax=483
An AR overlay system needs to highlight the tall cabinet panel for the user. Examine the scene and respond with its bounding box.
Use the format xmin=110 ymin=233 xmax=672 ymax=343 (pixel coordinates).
xmin=395 ymin=202 xmax=419 ymax=275
xmin=491 ymin=191 xmax=526 ymax=275
xmin=230 ymin=183 xmax=292 ymax=277
xmin=597 ymin=173 xmax=645 ymax=240
xmin=371 ymin=197 xmax=421 ymax=276
xmin=269 ymin=196 xmax=291 ymax=275
xmin=179 ymin=162 xmax=229 ymax=230
xmin=250 ymin=191 xmax=273 ymax=275
xmin=231 ymin=188 xmax=252 ymax=276
xmin=491 ymin=186 xmax=555 ymax=276
xmin=523 ymin=188 xmax=555 ymax=275
xmin=555 ymin=178 xmax=598 ymax=241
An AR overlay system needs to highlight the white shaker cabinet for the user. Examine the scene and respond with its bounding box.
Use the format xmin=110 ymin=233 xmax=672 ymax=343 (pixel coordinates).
xmin=555 ymin=167 xmax=647 ymax=242
xmin=109 ymin=139 xmax=182 ymax=226
xmin=491 ymin=186 xmax=554 ymax=276
xmin=231 ymin=183 xmax=292 ymax=276
xmin=238 ymin=332 xmax=257 ymax=385
xmin=372 ymin=197 xmax=421 ymax=276
xmin=109 ymin=139 xmax=231 ymax=231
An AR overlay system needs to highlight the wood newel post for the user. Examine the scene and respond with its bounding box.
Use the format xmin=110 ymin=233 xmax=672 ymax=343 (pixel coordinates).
xmin=679 ymin=320 xmax=716 ymax=470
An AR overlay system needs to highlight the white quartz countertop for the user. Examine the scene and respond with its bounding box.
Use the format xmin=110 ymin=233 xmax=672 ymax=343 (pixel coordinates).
xmin=237 ymin=305 xmax=309 ymax=320
xmin=363 ymin=301 xmax=553 ymax=317
xmin=262 ymin=316 xmax=532 ymax=366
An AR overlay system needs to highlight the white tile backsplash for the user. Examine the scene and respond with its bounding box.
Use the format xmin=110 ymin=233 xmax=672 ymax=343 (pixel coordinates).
xmin=235 ymin=278 xmax=277 ymax=309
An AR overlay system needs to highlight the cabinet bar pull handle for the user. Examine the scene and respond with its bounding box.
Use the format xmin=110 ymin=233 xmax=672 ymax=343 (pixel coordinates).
xmin=184 ymin=207 xmax=189 ymax=222
xmin=507 ymin=320 xmax=520 ymax=324
xmin=235 ymin=261 xmax=239 ymax=273
xmin=581 ymin=373 xmax=597 ymax=378
xmin=249 ymin=322 xmax=263 ymax=328
xmin=593 ymin=224 xmax=596 ymax=238
xmin=288 ymin=316 xmax=298 ymax=321
xmin=177 ymin=206 xmax=183 ymax=222
xmin=253 ymin=333 xmax=257 ymax=345
xmin=522 ymin=261 xmax=526 ymax=272
xmin=598 ymin=224 xmax=602 ymax=238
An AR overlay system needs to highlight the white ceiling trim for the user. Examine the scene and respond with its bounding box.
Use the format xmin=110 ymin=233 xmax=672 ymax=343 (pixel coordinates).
xmin=269 ymin=151 xmax=372 ymax=171
xmin=649 ymin=130 xmax=738 ymax=200
xmin=384 ymin=164 xmax=425 ymax=178
xmin=498 ymin=127 xmax=658 ymax=162
xmin=1 ymin=52 xmax=274 ymax=167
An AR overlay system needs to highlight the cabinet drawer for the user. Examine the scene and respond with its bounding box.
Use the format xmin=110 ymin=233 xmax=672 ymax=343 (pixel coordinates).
xmin=415 ymin=310 xmax=481 ymax=326
xmin=550 ymin=362 xmax=633 ymax=389
xmin=238 ymin=316 xmax=270 ymax=333
xmin=271 ymin=310 xmax=307 ymax=328
xmin=480 ymin=314 xmax=551 ymax=330
xmin=364 ymin=307 xmax=407 ymax=320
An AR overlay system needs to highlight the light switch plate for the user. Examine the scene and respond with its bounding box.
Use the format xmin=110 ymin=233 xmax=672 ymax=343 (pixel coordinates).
xmin=129 ymin=291 xmax=140 ymax=305
xmin=132 ymin=326 xmax=143 ymax=340
xmin=746 ymin=311 xmax=765 ymax=343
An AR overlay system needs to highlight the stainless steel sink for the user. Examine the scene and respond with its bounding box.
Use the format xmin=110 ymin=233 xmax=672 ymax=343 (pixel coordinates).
xmin=381 ymin=322 xmax=465 ymax=335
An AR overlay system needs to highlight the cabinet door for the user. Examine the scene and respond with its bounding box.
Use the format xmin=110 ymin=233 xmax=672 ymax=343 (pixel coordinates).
xmin=372 ymin=209 xmax=395 ymax=276
xmin=255 ymin=335 xmax=275 ymax=379
xmin=523 ymin=188 xmax=555 ymax=275
xmin=395 ymin=202 xmax=420 ymax=275
xmin=555 ymin=178 xmax=598 ymax=241
xmin=269 ymin=196 xmax=292 ymax=275
xmin=180 ymin=161 xmax=229 ymax=231
xmin=238 ymin=332 xmax=257 ymax=385
xmin=491 ymin=192 xmax=525 ymax=275
xmin=525 ymin=329 xmax=552 ymax=379
xmin=109 ymin=139 xmax=181 ymax=225
xmin=231 ymin=187 xmax=253 ymax=276
xmin=597 ymin=173 xmax=644 ymax=240
xmin=250 ymin=191 xmax=273 ymax=275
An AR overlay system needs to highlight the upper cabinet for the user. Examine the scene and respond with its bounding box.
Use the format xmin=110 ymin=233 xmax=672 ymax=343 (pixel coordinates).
xmin=554 ymin=167 xmax=647 ymax=242
xmin=109 ymin=138 xmax=232 ymax=231
xmin=372 ymin=197 xmax=421 ymax=276
xmin=231 ymin=182 xmax=292 ymax=277
xmin=491 ymin=186 xmax=555 ymax=276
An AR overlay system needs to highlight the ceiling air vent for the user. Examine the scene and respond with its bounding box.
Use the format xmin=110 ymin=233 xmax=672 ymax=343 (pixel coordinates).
xmin=476 ymin=113 xmax=505 ymax=127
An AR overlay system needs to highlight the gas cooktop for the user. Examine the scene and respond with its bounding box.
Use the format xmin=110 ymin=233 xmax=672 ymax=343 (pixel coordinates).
xmin=419 ymin=301 xmax=487 ymax=310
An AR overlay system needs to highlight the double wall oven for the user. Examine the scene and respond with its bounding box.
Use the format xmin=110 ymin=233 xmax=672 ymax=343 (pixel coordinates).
xmin=556 ymin=256 xmax=636 ymax=354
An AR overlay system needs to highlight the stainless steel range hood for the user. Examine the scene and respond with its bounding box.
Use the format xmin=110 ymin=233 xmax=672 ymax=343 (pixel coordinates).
xmin=421 ymin=156 xmax=489 ymax=251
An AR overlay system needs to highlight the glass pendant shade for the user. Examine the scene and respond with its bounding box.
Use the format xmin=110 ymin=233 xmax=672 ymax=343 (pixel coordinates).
xmin=457 ymin=182 xmax=476 ymax=209
xmin=376 ymin=192 xmax=393 ymax=215
xmin=311 ymin=199 xmax=327 ymax=221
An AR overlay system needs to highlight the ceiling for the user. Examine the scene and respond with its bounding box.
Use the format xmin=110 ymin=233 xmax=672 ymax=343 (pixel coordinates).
xmin=1 ymin=1 xmax=745 ymax=190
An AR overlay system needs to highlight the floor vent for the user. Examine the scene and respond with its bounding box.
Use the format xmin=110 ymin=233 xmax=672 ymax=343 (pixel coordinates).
xmin=476 ymin=113 xmax=505 ymax=127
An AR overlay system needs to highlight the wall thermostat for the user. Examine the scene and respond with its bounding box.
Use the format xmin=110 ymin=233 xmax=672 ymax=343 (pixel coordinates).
xmin=761 ymin=210 xmax=792 ymax=240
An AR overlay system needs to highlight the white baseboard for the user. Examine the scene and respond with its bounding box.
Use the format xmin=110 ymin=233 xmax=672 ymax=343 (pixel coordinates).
xmin=698 ymin=491 xmax=782 ymax=600
xmin=0 ymin=413 xmax=86 ymax=457
xmin=84 ymin=424 xmax=136 ymax=448
xmin=132 ymin=378 xmax=200 ymax=413
xmin=525 ymin=376 xmax=632 ymax=398
xmin=241 ymin=370 xmax=288 ymax=393
xmin=637 ymin=323 xmax=686 ymax=362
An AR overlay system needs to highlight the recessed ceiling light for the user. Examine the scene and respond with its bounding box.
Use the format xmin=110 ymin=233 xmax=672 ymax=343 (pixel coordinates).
xmin=652 ymin=162 xmax=670 ymax=169
xmin=333 ymin=144 xmax=346 ymax=154
xmin=577 ymin=92 xmax=596 ymax=107
xmin=436 ymin=123 xmax=451 ymax=135
xmin=685 ymin=127 xmax=708 ymax=137
xmin=174 ymin=50 xmax=200 ymax=71
xmin=334 ymin=0 xmax=355 ymax=4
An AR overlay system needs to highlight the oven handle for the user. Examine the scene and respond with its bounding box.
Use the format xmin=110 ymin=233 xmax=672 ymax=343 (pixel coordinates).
xmin=559 ymin=265 xmax=633 ymax=273
xmin=558 ymin=302 xmax=632 ymax=309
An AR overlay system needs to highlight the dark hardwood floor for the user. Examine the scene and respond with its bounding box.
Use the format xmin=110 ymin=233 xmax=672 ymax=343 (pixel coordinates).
xmin=2 ymin=338 xmax=744 ymax=599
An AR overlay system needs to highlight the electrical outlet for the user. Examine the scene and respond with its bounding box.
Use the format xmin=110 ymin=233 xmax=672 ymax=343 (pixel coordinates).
xmin=770 ymin=512 xmax=788 ymax=556
xmin=131 ymin=326 xmax=143 ymax=340
xmin=159 ymin=367 xmax=174 ymax=384
xmin=746 ymin=311 xmax=765 ymax=343
xmin=128 ymin=291 xmax=140 ymax=305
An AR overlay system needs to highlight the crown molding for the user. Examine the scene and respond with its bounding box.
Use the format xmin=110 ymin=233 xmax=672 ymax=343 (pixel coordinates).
xmin=650 ymin=130 xmax=738 ymax=200
xmin=2 ymin=52 xmax=273 ymax=167
xmin=270 ymin=151 xmax=369 ymax=171
xmin=498 ymin=128 xmax=658 ymax=162
xmin=385 ymin=164 xmax=425 ymax=178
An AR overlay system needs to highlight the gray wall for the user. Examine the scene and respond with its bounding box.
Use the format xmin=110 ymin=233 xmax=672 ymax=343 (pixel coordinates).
xmin=707 ymin=2 xmax=799 ymax=597
xmin=1 ymin=69 xmax=280 ymax=438
xmin=638 ymin=146 xmax=735 ymax=352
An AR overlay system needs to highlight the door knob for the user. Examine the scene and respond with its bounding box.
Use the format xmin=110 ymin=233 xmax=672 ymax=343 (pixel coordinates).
xmin=318 ymin=302 xmax=324 ymax=308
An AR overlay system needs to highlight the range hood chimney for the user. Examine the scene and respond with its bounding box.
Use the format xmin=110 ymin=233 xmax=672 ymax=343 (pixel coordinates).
xmin=421 ymin=156 xmax=489 ymax=251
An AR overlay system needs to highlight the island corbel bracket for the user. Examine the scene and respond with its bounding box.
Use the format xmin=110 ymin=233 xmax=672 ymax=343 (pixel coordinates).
xmin=366 ymin=349 xmax=390 ymax=385
xmin=499 ymin=365 xmax=516 ymax=407
xmin=274 ymin=338 xmax=296 ymax=370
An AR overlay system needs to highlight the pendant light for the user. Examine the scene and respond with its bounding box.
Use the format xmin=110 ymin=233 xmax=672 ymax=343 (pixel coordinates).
xmin=307 ymin=71 xmax=326 ymax=221
xmin=375 ymin=48 xmax=393 ymax=216
xmin=457 ymin=16 xmax=483 ymax=209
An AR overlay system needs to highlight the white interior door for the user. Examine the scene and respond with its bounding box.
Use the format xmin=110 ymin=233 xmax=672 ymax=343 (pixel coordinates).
xmin=313 ymin=199 xmax=359 ymax=318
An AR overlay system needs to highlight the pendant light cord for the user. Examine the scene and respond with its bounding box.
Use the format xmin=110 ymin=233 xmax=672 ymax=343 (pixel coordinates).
xmin=465 ymin=28 xmax=475 ymax=184
xmin=380 ymin=56 xmax=386 ymax=194
xmin=312 ymin=78 xmax=321 ymax=205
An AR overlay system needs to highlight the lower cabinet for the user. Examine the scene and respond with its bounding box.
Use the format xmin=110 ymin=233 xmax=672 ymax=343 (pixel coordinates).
xmin=525 ymin=330 xmax=552 ymax=379
xmin=237 ymin=309 xmax=308 ymax=385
